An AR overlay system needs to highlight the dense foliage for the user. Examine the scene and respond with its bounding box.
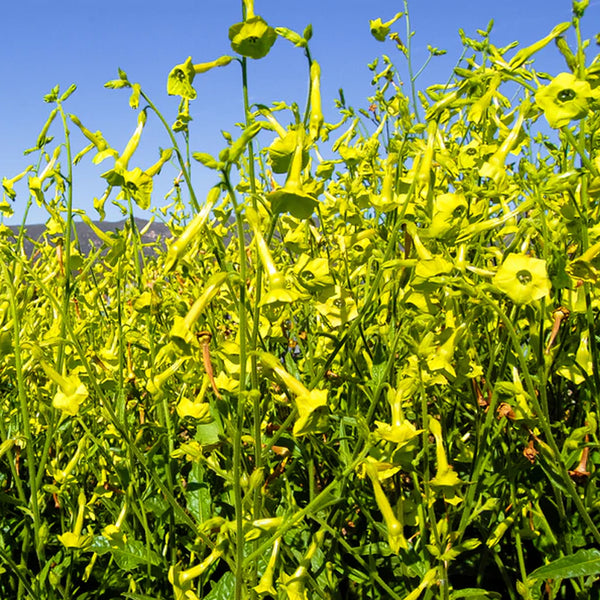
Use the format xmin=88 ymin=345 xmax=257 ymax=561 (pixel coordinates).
xmin=2 ymin=1 xmax=600 ymax=598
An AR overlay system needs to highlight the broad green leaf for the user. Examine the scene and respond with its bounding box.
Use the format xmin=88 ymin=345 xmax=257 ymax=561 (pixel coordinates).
xmin=89 ymin=535 xmax=161 ymax=571
xmin=528 ymin=548 xmax=600 ymax=581
xmin=450 ymin=590 xmax=502 ymax=599
xmin=186 ymin=462 xmax=212 ymax=524
xmin=203 ymin=572 xmax=235 ymax=600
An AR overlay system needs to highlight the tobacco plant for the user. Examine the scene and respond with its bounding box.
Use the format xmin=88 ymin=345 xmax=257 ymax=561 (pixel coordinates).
xmin=1 ymin=0 xmax=600 ymax=599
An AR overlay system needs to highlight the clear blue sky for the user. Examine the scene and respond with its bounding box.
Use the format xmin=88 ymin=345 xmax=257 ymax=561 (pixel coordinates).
xmin=1 ymin=0 xmax=598 ymax=224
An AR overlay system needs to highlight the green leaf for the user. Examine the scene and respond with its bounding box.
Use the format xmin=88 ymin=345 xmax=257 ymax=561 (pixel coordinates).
xmin=186 ymin=462 xmax=212 ymax=524
xmin=203 ymin=571 xmax=235 ymax=600
xmin=193 ymin=152 xmax=221 ymax=170
xmin=89 ymin=535 xmax=161 ymax=571
xmin=528 ymin=548 xmax=600 ymax=581
xmin=450 ymin=590 xmax=502 ymax=599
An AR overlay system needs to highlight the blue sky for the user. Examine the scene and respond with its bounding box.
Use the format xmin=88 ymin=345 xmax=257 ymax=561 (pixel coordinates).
xmin=1 ymin=0 xmax=598 ymax=224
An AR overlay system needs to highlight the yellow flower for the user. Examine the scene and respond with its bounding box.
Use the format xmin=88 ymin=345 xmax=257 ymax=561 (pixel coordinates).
xmin=229 ymin=16 xmax=277 ymax=60
xmin=493 ymin=253 xmax=551 ymax=305
xmin=176 ymin=397 xmax=212 ymax=421
xmin=535 ymin=73 xmax=598 ymax=128
xmin=52 ymin=376 xmax=88 ymax=417
xmin=167 ymin=56 xmax=197 ymax=99
xmin=369 ymin=12 xmax=403 ymax=42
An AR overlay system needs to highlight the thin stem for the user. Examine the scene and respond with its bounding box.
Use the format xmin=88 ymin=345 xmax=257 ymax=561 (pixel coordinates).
xmin=222 ymin=169 xmax=249 ymax=600
xmin=403 ymin=0 xmax=420 ymax=122
xmin=0 ymin=262 xmax=44 ymax=566
xmin=140 ymin=90 xmax=201 ymax=212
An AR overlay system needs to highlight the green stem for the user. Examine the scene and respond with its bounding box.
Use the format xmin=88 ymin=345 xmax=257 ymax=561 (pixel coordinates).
xmin=0 ymin=262 xmax=44 ymax=566
xmin=403 ymin=0 xmax=420 ymax=122
xmin=222 ymin=170 xmax=249 ymax=599
xmin=240 ymin=57 xmax=265 ymax=552
xmin=140 ymin=90 xmax=201 ymax=212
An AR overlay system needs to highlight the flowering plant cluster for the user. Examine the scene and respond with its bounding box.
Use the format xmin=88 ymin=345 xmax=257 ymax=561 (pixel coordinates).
xmin=1 ymin=1 xmax=600 ymax=599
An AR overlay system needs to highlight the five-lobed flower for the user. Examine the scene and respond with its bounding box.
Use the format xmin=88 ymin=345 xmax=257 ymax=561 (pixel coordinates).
xmin=535 ymin=72 xmax=600 ymax=128
xmin=493 ymin=253 xmax=551 ymax=305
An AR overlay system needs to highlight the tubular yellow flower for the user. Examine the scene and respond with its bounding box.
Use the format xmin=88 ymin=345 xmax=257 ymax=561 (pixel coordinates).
xmin=309 ymin=61 xmax=324 ymax=141
xmin=2 ymin=166 xmax=33 ymax=200
xmin=479 ymin=108 xmax=525 ymax=187
xmin=257 ymin=351 xmax=328 ymax=436
xmin=364 ymin=462 xmax=408 ymax=553
xmin=39 ymin=360 xmax=88 ymax=417
xmin=369 ymin=12 xmax=403 ymax=42
xmin=58 ymin=492 xmax=93 ymax=549
xmin=169 ymin=541 xmax=227 ymax=600
xmin=115 ymin=109 xmax=147 ymax=171
xmin=167 ymin=56 xmax=198 ymax=99
xmin=268 ymin=128 xmax=318 ymax=219
xmin=69 ymin=114 xmax=118 ymax=164
xmin=535 ymin=72 xmax=599 ymax=128
xmin=170 ymin=272 xmax=228 ymax=346
xmin=254 ymin=538 xmax=280 ymax=596
xmin=229 ymin=1 xmax=276 ymax=60
xmin=493 ymin=253 xmax=551 ymax=305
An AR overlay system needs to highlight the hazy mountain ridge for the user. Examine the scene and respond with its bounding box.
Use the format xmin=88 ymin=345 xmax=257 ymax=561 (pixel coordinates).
xmin=6 ymin=218 xmax=171 ymax=255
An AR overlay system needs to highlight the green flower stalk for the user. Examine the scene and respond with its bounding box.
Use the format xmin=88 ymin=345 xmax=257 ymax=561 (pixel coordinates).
xmin=309 ymin=61 xmax=324 ymax=142
xmin=493 ymin=253 xmax=551 ymax=305
xmin=535 ymin=72 xmax=600 ymax=128
xmin=229 ymin=0 xmax=276 ymax=60
xmin=257 ymin=351 xmax=328 ymax=436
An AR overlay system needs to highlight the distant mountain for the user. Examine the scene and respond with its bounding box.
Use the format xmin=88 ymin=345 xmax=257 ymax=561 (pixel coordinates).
xmin=6 ymin=218 xmax=171 ymax=256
